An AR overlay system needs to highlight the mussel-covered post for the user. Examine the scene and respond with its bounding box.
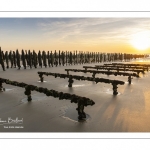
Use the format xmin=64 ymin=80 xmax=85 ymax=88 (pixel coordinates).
xmin=146 ymin=66 xmax=149 ymax=71
xmin=38 ymin=73 xmax=44 ymax=82
xmin=62 ymin=51 xmax=65 ymax=66
xmin=142 ymin=70 xmax=145 ymax=74
xmin=50 ymin=51 xmax=53 ymax=67
xmin=24 ymin=85 xmax=32 ymax=101
xmin=112 ymin=81 xmax=118 ymax=95
xmin=84 ymin=67 xmax=87 ymax=71
xmin=73 ymin=51 xmax=75 ymax=65
xmin=128 ymin=75 xmax=133 ymax=84
xmin=68 ymin=75 xmax=74 ymax=87
xmin=66 ymin=70 xmax=69 ymax=75
xmin=76 ymin=98 xmax=95 ymax=120
xmin=137 ymin=71 xmax=140 ymax=77
xmin=0 ymin=80 xmax=5 ymax=92
xmin=66 ymin=51 xmax=67 ymax=66
xmin=117 ymin=66 xmax=119 ymax=72
xmin=92 ymin=72 xmax=96 ymax=79
xmin=54 ymin=50 xmax=58 ymax=67
xmin=76 ymin=98 xmax=86 ymax=120
xmin=59 ymin=50 xmax=61 ymax=66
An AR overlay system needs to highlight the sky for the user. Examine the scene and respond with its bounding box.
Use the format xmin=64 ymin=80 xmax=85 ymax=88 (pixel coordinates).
xmin=0 ymin=18 xmax=150 ymax=54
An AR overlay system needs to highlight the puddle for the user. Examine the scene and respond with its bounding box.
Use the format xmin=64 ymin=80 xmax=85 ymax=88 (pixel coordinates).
xmin=60 ymin=105 xmax=91 ymax=122
xmin=0 ymin=88 xmax=5 ymax=92
xmin=104 ymin=88 xmax=121 ymax=95
xmin=5 ymin=88 xmax=15 ymax=91
xmin=0 ymin=88 xmax=14 ymax=92
xmin=37 ymin=80 xmax=47 ymax=83
xmin=65 ymin=84 xmax=86 ymax=88
xmin=125 ymin=82 xmax=133 ymax=84
xmin=21 ymin=94 xmax=47 ymax=103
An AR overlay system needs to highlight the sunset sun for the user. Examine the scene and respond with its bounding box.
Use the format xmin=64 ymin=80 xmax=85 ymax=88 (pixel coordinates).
xmin=130 ymin=31 xmax=150 ymax=50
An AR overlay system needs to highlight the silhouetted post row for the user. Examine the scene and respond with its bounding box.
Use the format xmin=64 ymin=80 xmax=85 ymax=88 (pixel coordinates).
xmin=0 ymin=47 xmax=5 ymax=71
xmin=0 ymin=47 xmax=147 ymax=71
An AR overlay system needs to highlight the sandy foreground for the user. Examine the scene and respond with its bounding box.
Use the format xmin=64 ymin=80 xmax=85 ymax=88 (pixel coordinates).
xmin=1 ymin=59 xmax=150 ymax=132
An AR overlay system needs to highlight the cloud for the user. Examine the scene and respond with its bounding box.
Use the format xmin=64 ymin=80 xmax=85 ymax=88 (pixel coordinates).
xmin=1 ymin=18 xmax=150 ymax=51
xmin=37 ymin=18 xmax=150 ymax=44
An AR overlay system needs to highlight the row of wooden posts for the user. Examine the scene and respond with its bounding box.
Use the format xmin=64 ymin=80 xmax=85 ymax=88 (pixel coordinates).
xmin=38 ymin=63 xmax=149 ymax=95
xmin=1 ymin=62 xmax=149 ymax=120
xmin=38 ymin=71 xmax=124 ymax=95
xmin=83 ymin=66 xmax=145 ymax=76
xmin=0 ymin=47 xmax=147 ymax=71
xmin=65 ymin=69 xmax=139 ymax=78
xmin=0 ymin=78 xmax=95 ymax=120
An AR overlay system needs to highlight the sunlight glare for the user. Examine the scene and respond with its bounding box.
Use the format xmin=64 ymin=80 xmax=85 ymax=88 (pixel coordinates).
xmin=130 ymin=31 xmax=150 ymax=50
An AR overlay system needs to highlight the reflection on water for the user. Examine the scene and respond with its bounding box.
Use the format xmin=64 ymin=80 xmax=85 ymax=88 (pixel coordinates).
xmin=5 ymin=88 xmax=14 ymax=91
xmin=125 ymin=82 xmax=133 ymax=84
xmin=37 ymin=80 xmax=47 ymax=83
xmin=61 ymin=116 xmax=79 ymax=123
xmin=21 ymin=94 xmax=47 ymax=103
xmin=105 ymin=88 xmax=121 ymax=95
xmin=65 ymin=84 xmax=86 ymax=88
xmin=138 ymin=60 xmax=144 ymax=62
xmin=134 ymin=58 xmax=150 ymax=63
xmin=60 ymin=105 xmax=91 ymax=122
xmin=0 ymin=88 xmax=14 ymax=92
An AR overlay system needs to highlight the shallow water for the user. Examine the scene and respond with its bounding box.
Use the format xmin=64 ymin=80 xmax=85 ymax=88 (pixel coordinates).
xmin=0 ymin=88 xmax=14 ymax=92
xmin=125 ymin=81 xmax=133 ymax=85
xmin=21 ymin=94 xmax=47 ymax=103
xmin=105 ymin=88 xmax=121 ymax=95
xmin=60 ymin=105 xmax=91 ymax=122
xmin=37 ymin=80 xmax=47 ymax=83
xmin=64 ymin=84 xmax=86 ymax=88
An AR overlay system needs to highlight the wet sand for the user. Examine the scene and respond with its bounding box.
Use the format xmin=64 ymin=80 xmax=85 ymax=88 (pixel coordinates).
xmin=1 ymin=59 xmax=150 ymax=132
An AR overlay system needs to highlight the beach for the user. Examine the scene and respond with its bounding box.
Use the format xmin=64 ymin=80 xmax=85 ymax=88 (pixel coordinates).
xmin=1 ymin=59 xmax=150 ymax=132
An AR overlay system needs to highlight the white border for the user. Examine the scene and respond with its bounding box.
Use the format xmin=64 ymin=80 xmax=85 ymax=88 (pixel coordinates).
xmin=1 ymin=0 xmax=150 ymax=11
xmin=0 ymin=133 xmax=150 ymax=138
xmin=1 ymin=12 xmax=150 ymax=18
xmin=1 ymin=9 xmax=150 ymax=140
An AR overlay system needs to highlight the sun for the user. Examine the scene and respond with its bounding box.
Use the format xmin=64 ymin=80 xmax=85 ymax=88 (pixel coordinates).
xmin=130 ymin=31 xmax=150 ymax=50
